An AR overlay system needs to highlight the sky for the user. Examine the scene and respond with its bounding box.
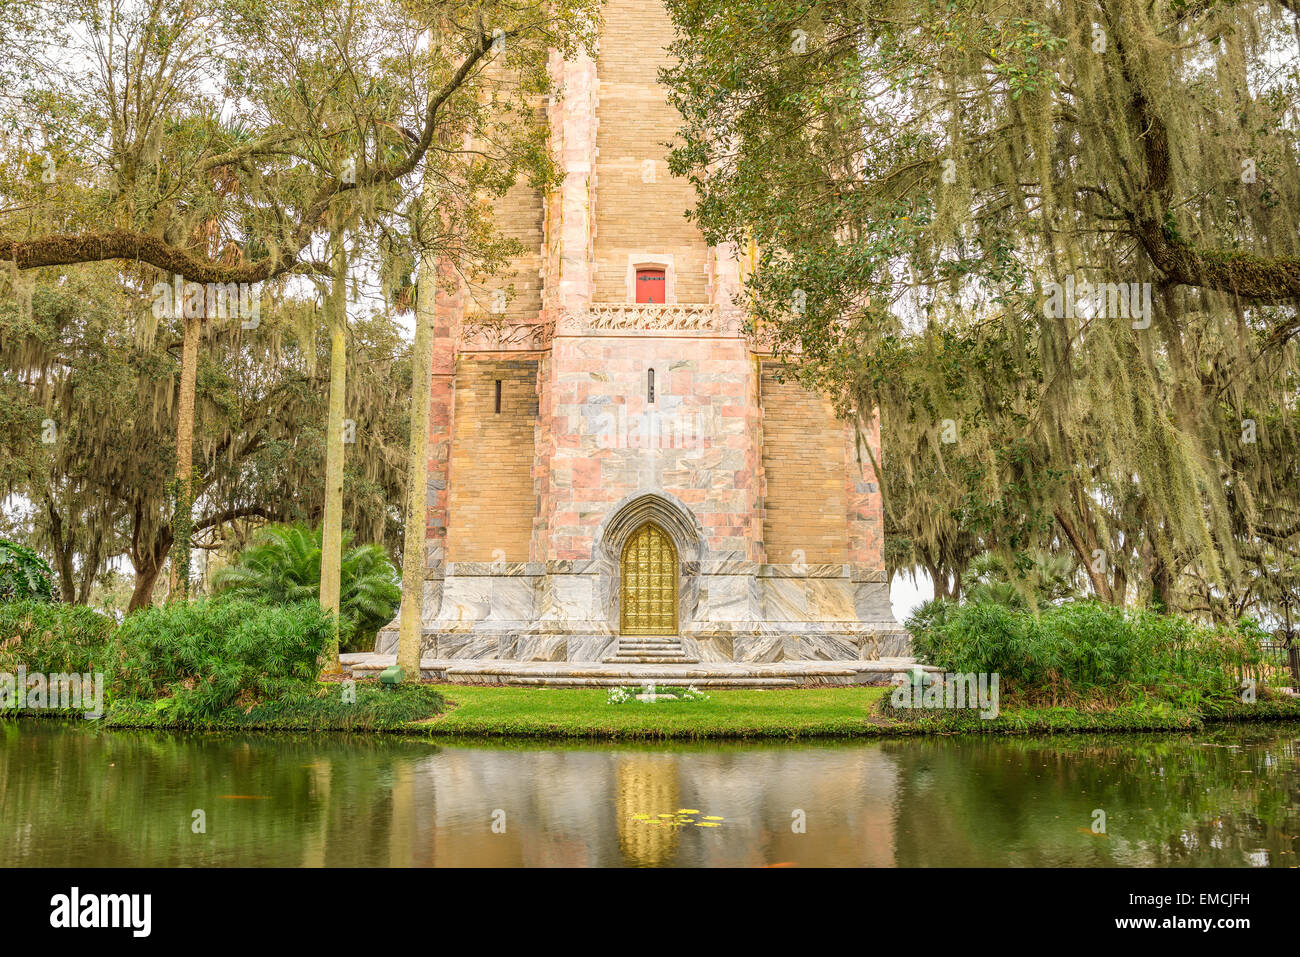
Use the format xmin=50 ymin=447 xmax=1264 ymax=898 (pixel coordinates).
xmin=890 ymin=570 xmax=931 ymax=623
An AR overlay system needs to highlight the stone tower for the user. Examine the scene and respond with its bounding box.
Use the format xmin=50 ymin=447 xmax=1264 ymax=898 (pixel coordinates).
xmin=377 ymin=0 xmax=904 ymax=663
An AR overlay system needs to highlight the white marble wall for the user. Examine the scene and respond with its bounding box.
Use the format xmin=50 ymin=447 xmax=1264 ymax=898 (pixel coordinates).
xmin=384 ymin=558 xmax=907 ymax=662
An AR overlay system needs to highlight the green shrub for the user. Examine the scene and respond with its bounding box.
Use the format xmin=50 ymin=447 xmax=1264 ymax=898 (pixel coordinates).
xmin=0 ymin=539 xmax=56 ymax=603
xmin=909 ymin=599 xmax=1264 ymax=704
xmin=106 ymin=683 xmax=445 ymax=731
xmin=904 ymin=597 xmax=956 ymax=637
xmin=110 ymin=598 xmax=333 ymax=717
xmin=0 ymin=601 xmax=116 ymax=674
xmin=211 ymin=523 xmax=400 ymax=651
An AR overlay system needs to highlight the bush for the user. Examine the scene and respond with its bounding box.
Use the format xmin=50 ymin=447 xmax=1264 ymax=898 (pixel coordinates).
xmin=904 ymin=597 xmax=956 ymax=637
xmin=0 ymin=601 xmax=116 ymax=674
xmin=0 ymin=539 xmax=56 ymax=603
xmin=909 ymin=599 xmax=1265 ymax=704
xmin=211 ymin=523 xmax=400 ymax=651
xmin=106 ymin=683 xmax=445 ymax=731
xmin=110 ymin=598 xmax=333 ymax=717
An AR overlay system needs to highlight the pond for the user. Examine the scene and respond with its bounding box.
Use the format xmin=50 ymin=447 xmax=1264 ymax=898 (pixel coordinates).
xmin=2 ymin=720 xmax=1297 ymax=867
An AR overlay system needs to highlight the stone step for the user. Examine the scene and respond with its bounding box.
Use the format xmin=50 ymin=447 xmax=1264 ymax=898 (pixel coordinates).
xmin=351 ymin=657 xmax=928 ymax=677
xmin=612 ymin=652 xmax=687 ymax=658
xmin=614 ymin=647 xmax=685 ymax=654
xmin=441 ymin=664 xmax=853 ymax=677
xmin=343 ymin=653 xmax=935 ymax=687
xmin=603 ymin=633 xmax=697 ymax=665
xmin=611 ymin=644 xmax=687 ymax=653
xmin=499 ymin=676 xmax=798 ymax=688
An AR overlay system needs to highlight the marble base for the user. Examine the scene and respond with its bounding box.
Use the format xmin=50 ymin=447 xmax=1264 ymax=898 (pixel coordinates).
xmin=376 ymin=561 xmax=908 ymax=662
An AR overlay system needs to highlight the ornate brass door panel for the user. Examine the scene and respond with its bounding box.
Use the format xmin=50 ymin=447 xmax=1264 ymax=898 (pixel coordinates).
xmin=620 ymin=522 xmax=678 ymax=635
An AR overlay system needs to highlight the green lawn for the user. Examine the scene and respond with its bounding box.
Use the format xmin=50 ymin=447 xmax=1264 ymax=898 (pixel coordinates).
xmin=419 ymin=685 xmax=894 ymax=739
xmin=412 ymin=684 xmax=1300 ymax=739
xmin=73 ymin=680 xmax=1300 ymax=739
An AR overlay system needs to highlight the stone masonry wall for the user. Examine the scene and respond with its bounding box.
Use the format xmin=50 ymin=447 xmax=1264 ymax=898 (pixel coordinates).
xmin=845 ymin=409 xmax=885 ymax=570
xmin=539 ymin=333 xmax=761 ymax=562
xmin=472 ymin=177 xmax=545 ymax=323
xmin=423 ymin=263 xmax=461 ymax=568
xmin=445 ymin=357 xmax=540 ymax=562
xmin=759 ymin=364 xmax=850 ymax=564
xmin=592 ymin=0 xmax=708 ymax=304
xmin=394 ymin=0 xmax=902 ymax=660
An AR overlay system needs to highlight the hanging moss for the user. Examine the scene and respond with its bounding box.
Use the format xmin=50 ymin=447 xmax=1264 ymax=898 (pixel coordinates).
xmin=665 ymin=0 xmax=1300 ymax=618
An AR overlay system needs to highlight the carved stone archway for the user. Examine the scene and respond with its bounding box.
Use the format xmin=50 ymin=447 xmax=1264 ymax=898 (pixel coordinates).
xmin=595 ymin=491 xmax=704 ymax=633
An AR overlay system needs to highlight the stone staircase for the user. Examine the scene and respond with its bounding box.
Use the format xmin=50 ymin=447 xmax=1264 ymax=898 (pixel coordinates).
xmin=602 ymin=634 xmax=700 ymax=664
xmin=342 ymin=652 xmax=936 ymax=688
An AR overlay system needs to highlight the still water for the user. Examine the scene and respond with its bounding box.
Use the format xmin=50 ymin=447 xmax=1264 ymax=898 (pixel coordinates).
xmin=2 ymin=720 xmax=1297 ymax=866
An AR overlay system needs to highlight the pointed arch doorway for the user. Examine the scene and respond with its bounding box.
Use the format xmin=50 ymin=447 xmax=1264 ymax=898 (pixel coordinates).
xmin=620 ymin=522 xmax=679 ymax=635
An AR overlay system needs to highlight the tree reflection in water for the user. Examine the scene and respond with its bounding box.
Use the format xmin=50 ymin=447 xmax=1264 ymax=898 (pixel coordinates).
xmin=1 ymin=722 xmax=1296 ymax=867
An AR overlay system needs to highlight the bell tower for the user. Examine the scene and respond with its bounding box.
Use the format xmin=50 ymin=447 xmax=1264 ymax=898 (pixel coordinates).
xmin=378 ymin=0 xmax=904 ymax=664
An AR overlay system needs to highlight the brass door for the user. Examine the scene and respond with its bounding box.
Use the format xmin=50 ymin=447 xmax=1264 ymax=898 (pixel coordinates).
xmin=620 ymin=522 xmax=678 ymax=635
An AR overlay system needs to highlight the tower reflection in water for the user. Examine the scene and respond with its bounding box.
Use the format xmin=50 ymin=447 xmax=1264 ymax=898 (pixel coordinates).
xmin=616 ymin=754 xmax=682 ymax=866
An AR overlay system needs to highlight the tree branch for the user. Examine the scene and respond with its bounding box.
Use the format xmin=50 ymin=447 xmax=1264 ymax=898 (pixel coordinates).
xmin=0 ymin=27 xmax=501 ymax=284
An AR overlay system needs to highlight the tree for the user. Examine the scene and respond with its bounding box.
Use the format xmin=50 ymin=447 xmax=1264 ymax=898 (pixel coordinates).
xmin=664 ymin=0 xmax=1300 ymax=619
xmin=395 ymin=251 xmax=437 ymax=677
xmin=1 ymin=0 xmax=599 ymax=606
xmin=319 ymin=227 xmax=351 ymax=673
xmin=0 ymin=264 xmax=410 ymax=609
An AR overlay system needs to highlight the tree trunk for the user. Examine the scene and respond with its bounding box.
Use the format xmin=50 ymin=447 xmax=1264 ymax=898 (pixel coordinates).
xmin=396 ymin=256 xmax=437 ymax=678
xmin=76 ymin=527 xmax=102 ymax=605
xmin=1054 ymin=507 xmax=1114 ymax=603
xmin=129 ymin=560 xmax=164 ymax=612
xmin=1151 ymin=554 xmax=1175 ymax=612
xmin=128 ymin=490 xmax=173 ymax=613
xmin=319 ymin=233 xmax=348 ymax=676
xmin=45 ymin=497 xmax=77 ymax=604
xmin=168 ymin=310 xmax=201 ymax=601
xmin=1110 ymin=563 xmax=1127 ymax=607
xmin=925 ymin=561 xmax=947 ymax=601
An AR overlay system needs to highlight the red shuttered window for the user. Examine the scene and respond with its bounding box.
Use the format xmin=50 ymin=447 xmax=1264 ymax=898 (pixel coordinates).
xmin=635 ymin=268 xmax=666 ymax=304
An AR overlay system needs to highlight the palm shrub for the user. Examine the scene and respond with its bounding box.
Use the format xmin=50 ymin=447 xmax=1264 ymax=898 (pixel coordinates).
xmin=0 ymin=539 xmax=56 ymax=603
xmin=904 ymin=597 xmax=956 ymax=637
xmin=958 ymin=550 xmax=1081 ymax=608
xmin=211 ymin=523 xmax=400 ymax=651
xmin=110 ymin=598 xmax=333 ymax=717
xmin=0 ymin=601 xmax=116 ymax=675
xmin=907 ymin=551 xmax=1081 ymax=639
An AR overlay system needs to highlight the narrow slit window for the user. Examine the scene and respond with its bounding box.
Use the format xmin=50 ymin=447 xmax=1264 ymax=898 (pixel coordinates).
xmin=635 ymin=267 xmax=666 ymax=304
xmin=494 ymin=379 xmax=502 ymax=414
xmin=647 ymin=369 xmax=655 ymax=404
